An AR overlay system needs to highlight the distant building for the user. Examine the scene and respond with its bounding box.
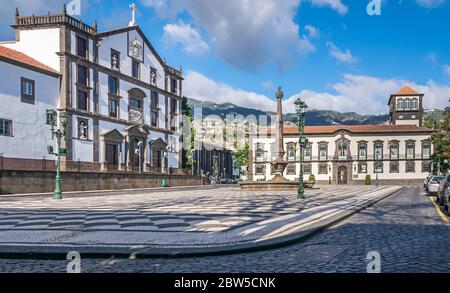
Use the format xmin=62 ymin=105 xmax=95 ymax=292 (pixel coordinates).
xmin=249 ymin=86 xmax=434 ymax=185
xmin=0 ymin=7 xmax=184 ymax=174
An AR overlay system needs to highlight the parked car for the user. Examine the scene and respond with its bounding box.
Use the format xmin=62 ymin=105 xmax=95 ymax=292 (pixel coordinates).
xmin=426 ymin=176 xmax=444 ymax=196
xmin=424 ymin=174 xmax=433 ymax=190
xmin=436 ymin=174 xmax=450 ymax=209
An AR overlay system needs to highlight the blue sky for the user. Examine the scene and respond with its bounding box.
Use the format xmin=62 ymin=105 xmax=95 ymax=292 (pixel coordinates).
xmin=1 ymin=0 xmax=449 ymax=114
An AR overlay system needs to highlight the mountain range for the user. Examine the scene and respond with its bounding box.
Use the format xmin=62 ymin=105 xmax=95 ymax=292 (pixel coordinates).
xmin=187 ymin=98 xmax=443 ymax=126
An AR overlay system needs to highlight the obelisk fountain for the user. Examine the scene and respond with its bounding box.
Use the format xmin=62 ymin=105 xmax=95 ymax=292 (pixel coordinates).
xmin=271 ymin=87 xmax=289 ymax=182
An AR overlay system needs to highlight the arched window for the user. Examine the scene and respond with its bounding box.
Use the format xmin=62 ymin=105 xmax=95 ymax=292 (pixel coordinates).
xmin=397 ymin=99 xmax=404 ymax=110
xmin=337 ymin=139 xmax=348 ymax=157
xmin=406 ymin=99 xmax=412 ymax=110
xmin=411 ymin=98 xmax=418 ymax=110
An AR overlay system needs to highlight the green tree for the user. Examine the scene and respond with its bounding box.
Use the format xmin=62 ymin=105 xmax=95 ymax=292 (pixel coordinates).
xmin=181 ymin=96 xmax=194 ymax=169
xmin=428 ymin=107 xmax=450 ymax=174
xmin=234 ymin=143 xmax=249 ymax=169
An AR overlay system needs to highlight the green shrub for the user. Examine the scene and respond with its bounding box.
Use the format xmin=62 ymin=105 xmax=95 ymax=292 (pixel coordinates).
xmin=308 ymin=174 xmax=316 ymax=183
xmin=364 ymin=175 xmax=372 ymax=185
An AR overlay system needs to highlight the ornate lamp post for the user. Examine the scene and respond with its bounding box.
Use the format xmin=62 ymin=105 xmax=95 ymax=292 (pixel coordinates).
xmin=212 ymin=152 xmax=219 ymax=186
xmin=295 ymin=98 xmax=308 ymax=199
xmin=375 ymin=151 xmax=380 ymax=187
xmin=46 ymin=110 xmax=67 ymax=200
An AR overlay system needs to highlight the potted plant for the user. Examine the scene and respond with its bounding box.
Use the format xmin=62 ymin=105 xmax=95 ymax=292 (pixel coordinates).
xmin=364 ymin=175 xmax=372 ymax=185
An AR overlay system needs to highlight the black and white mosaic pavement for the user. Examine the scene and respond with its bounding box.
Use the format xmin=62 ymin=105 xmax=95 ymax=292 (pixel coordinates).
xmin=0 ymin=186 xmax=387 ymax=233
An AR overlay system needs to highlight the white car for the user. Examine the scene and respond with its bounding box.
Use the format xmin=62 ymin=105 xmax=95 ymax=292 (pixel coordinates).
xmin=424 ymin=174 xmax=433 ymax=189
xmin=427 ymin=176 xmax=444 ymax=195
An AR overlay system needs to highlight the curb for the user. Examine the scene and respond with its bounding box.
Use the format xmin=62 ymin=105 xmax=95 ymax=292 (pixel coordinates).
xmin=0 ymin=187 xmax=404 ymax=259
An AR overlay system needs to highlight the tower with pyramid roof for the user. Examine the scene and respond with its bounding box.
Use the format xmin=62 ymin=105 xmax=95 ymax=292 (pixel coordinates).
xmin=388 ymin=86 xmax=424 ymax=127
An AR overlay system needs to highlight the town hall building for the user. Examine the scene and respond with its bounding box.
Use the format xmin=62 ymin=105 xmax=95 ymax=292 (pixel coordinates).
xmin=249 ymin=86 xmax=434 ymax=185
xmin=0 ymin=6 xmax=183 ymax=174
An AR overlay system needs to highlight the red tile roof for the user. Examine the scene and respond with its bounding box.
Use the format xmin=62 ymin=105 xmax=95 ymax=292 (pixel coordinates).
xmin=266 ymin=124 xmax=434 ymax=135
xmin=396 ymin=86 xmax=419 ymax=95
xmin=388 ymin=85 xmax=423 ymax=104
xmin=0 ymin=45 xmax=59 ymax=75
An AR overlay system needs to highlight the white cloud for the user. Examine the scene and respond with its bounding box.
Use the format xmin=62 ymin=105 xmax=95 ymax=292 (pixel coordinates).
xmin=185 ymin=71 xmax=450 ymax=115
xmin=261 ymin=80 xmax=275 ymax=91
xmin=415 ymin=0 xmax=446 ymax=8
xmin=141 ymin=0 xmax=315 ymax=71
xmin=327 ymin=42 xmax=358 ymax=64
xmin=444 ymin=65 xmax=450 ymax=76
xmin=184 ymin=71 xmax=277 ymax=111
xmin=304 ymin=24 xmax=320 ymax=38
xmin=309 ymin=0 xmax=348 ymax=14
xmin=286 ymin=74 xmax=450 ymax=114
xmin=162 ymin=22 xmax=209 ymax=56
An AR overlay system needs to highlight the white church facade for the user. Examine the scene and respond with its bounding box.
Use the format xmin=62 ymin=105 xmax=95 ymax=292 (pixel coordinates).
xmin=0 ymin=7 xmax=183 ymax=174
xmin=249 ymin=86 xmax=434 ymax=185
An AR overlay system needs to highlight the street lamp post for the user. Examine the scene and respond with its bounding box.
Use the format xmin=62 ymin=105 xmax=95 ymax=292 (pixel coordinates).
xmin=295 ymin=98 xmax=308 ymax=199
xmin=212 ymin=152 xmax=219 ymax=187
xmin=46 ymin=110 xmax=67 ymax=200
xmin=375 ymin=152 xmax=380 ymax=187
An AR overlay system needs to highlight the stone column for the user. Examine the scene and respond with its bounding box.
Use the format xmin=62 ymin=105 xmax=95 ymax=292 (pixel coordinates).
xmin=100 ymin=138 xmax=106 ymax=171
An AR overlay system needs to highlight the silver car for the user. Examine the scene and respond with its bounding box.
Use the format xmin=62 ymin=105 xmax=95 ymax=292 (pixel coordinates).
xmin=427 ymin=176 xmax=444 ymax=195
xmin=437 ymin=174 xmax=450 ymax=211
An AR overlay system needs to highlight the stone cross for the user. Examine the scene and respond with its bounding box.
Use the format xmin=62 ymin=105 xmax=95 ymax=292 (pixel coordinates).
xmin=129 ymin=3 xmax=137 ymax=27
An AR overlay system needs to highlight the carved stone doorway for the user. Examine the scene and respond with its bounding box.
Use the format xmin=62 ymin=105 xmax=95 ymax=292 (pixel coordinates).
xmin=337 ymin=166 xmax=348 ymax=185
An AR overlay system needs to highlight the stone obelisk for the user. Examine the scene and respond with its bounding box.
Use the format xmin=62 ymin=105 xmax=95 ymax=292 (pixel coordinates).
xmin=271 ymin=87 xmax=288 ymax=182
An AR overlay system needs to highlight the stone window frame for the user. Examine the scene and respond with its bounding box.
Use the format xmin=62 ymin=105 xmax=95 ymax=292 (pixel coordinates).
xmin=303 ymin=163 xmax=312 ymax=174
xmin=373 ymin=140 xmax=384 ymax=160
xmin=388 ymin=140 xmax=399 ymax=160
xmin=389 ymin=161 xmax=399 ymax=173
xmin=110 ymin=49 xmax=121 ymax=71
xmin=406 ymin=161 xmax=415 ymax=173
xmin=357 ymin=141 xmax=368 ymax=160
xmin=76 ymin=35 xmax=88 ymax=59
xmin=318 ymin=163 xmax=328 ymax=175
xmin=304 ymin=143 xmax=312 ymax=160
xmin=76 ymin=63 xmax=89 ymax=87
xmin=255 ymin=143 xmax=266 ymax=160
xmin=421 ymin=161 xmax=431 ymax=173
xmin=255 ymin=164 xmax=266 ymax=175
xmin=108 ymin=97 xmax=120 ymax=119
xmin=405 ymin=140 xmax=416 ymax=159
xmin=318 ymin=141 xmax=328 ymax=160
xmin=286 ymin=163 xmax=296 ymax=175
xmin=76 ymin=117 xmax=89 ymax=140
xmin=358 ymin=162 xmax=367 ymax=174
xmin=0 ymin=118 xmax=13 ymax=137
xmin=335 ymin=137 xmax=350 ymax=158
xmin=374 ymin=161 xmax=383 ymax=174
xmin=150 ymin=91 xmax=160 ymax=128
xmin=20 ymin=77 xmax=35 ymax=105
xmin=286 ymin=142 xmax=297 ymax=161
xmin=421 ymin=140 xmax=431 ymax=159
xmin=108 ymin=75 xmax=120 ymax=96
xmin=170 ymin=78 xmax=178 ymax=94
xmin=76 ymin=89 xmax=89 ymax=112
xmin=127 ymin=88 xmax=146 ymax=124
xmin=131 ymin=58 xmax=140 ymax=79
xmin=170 ymin=98 xmax=178 ymax=131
